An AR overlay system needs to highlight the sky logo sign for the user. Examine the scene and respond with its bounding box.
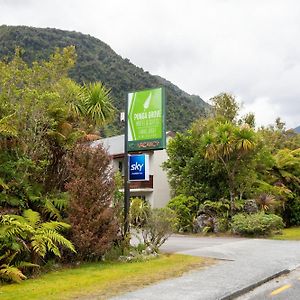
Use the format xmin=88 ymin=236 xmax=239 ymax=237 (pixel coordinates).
xmin=129 ymin=154 xmax=149 ymax=181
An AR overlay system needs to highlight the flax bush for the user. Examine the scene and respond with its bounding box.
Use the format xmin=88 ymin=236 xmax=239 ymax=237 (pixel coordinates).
xmin=231 ymin=212 xmax=284 ymax=236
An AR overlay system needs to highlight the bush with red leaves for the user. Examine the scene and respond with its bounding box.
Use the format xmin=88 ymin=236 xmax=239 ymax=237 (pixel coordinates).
xmin=66 ymin=144 xmax=119 ymax=261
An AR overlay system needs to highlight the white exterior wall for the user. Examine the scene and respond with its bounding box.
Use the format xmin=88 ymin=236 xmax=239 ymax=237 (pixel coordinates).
xmin=151 ymin=149 xmax=171 ymax=208
xmin=91 ymin=134 xmax=172 ymax=208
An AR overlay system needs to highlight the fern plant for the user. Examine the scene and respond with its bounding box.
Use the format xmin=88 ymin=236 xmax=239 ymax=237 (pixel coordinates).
xmin=0 ymin=263 xmax=26 ymax=283
xmin=0 ymin=113 xmax=17 ymax=138
xmin=42 ymin=193 xmax=69 ymax=221
xmin=0 ymin=209 xmax=75 ymax=282
xmin=0 ymin=251 xmax=38 ymax=283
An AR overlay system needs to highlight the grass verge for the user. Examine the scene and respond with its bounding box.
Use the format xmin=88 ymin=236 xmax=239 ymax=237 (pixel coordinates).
xmin=0 ymin=254 xmax=214 ymax=300
xmin=271 ymin=227 xmax=300 ymax=240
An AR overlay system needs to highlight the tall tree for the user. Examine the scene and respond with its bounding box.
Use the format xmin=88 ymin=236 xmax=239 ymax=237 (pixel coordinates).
xmin=202 ymin=122 xmax=258 ymax=213
xmin=210 ymin=93 xmax=240 ymax=122
xmin=80 ymin=82 xmax=115 ymax=129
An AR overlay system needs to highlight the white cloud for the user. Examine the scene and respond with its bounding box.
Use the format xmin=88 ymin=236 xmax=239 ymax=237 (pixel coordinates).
xmin=0 ymin=0 xmax=299 ymax=128
xmin=240 ymin=96 xmax=281 ymax=128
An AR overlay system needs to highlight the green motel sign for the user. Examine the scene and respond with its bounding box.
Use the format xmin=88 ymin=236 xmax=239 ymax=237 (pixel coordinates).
xmin=127 ymin=87 xmax=166 ymax=152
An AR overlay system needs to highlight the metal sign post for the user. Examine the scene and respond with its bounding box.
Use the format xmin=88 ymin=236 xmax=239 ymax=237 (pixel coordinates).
xmin=124 ymin=98 xmax=130 ymax=237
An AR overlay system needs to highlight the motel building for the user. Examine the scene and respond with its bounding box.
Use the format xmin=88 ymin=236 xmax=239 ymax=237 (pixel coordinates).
xmin=91 ymin=132 xmax=174 ymax=208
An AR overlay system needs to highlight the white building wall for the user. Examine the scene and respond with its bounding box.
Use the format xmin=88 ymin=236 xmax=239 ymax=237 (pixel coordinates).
xmin=91 ymin=134 xmax=172 ymax=208
xmin=151 ymin=149 xmax=171 ymax=208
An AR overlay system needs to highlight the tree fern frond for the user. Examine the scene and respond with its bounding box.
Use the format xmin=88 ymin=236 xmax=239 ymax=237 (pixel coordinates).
xmin=0 ymin=177 xmax=9 ymax=190
xmin=14 ymin=261 xmax=39 ymax=269
xmin=46 ymin=240 xmax=61 ymax=257
xmin=41 ymin=229 xmax=76 ymax=253
xmin=52 ymin=195 xmax=69 ymax=211
xmin=4 ymin=251 xmax=18 ymax=265
xmin=41 ymin=221 xmax=71 ymax=231
xmin=23 ymin=209 xmax=41 ymax=227
xmin=31 ymin=236 xmax=47 ymax=258
xmin=0 ymin=113 xmax=18 ymax=137
xmin=43 ymin=199 xmax=63 ymax=221
xmin=0 ymin=251 xmax=12 ymax=262
xmin=0 ymin=264 xmax=26 ymax=283
xmin=0 ymin=215 xmax=34 ymax=237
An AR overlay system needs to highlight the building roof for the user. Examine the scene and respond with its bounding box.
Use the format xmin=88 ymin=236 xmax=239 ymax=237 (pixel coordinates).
xmin=91 ymin=134 xmax=124 ymax=156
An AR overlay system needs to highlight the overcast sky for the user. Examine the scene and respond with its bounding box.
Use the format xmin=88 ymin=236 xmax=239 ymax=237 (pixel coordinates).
xmin=1 ymin=0 xmax=299 ymax=128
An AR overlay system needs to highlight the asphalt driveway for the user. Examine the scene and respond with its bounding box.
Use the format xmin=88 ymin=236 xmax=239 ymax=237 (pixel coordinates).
xmin=113 ymin=235 xmax=300 ymax=300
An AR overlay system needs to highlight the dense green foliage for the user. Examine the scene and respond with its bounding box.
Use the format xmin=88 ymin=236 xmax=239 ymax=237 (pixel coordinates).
xmin=0 ymin=46 xmax=82 ymax=211
xmin=0 ymin=25 xmax=209 ymax=135
xmin=165 ymin=93 xmax=300 ymax=232
xmin=231 ymin=212 xmax=284 ymax=236
xmin=164 ymin=119 xmax=260 ymax=203
xmin=167 ymin=195 xmax=199 ymax=232
xmin=0 ymin=209 xmax=75 ymax=282
xmin=0 ymin=47 xmax=120 ymax=282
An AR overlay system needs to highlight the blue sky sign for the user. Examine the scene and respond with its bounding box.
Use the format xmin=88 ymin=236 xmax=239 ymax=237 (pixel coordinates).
xmin=129 ymin=154 xmax=149 ymax=181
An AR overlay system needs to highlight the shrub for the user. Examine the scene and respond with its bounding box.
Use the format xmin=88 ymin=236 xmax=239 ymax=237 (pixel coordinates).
xmin=130 ymin=198 xmax=150 ymax=227
xmin=231 ymin=212 xmax=284 ymax=236
xmin=214 ymin=217 xmax=229 ymax=233
xmin=167 ymin=194 xmax=199 ymax=232
xmin=66 ymin=145 xmax=119 ymax=261
xmin=103 ymin=245 xmax=125 ymax=261
xmin=140 ymin=207 xmax=177 ymax=253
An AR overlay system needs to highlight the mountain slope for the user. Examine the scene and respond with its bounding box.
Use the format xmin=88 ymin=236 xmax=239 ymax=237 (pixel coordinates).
xmin=0 ymin=25 xmax=209 ymax=134
xmin=294 ymin=126 xmax=300 ymax=133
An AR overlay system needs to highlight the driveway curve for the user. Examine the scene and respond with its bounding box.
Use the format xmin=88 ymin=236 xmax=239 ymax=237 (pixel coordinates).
xmin=113 ymin=235 xmax=300 ymax=300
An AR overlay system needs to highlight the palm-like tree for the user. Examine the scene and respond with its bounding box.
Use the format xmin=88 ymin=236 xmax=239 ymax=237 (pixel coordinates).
xmin=256 ymin=193 xmax=277 ymax=212
xmin=203 ymin=122 xmax=256 ymax=163
xmin=203 ymin=122 xmax=257 ymax=214
xmin=75 ymin=82 xmax=115 ymax=128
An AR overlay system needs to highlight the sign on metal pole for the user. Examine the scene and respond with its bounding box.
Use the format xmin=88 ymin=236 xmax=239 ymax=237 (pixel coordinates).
xmin=124 ymin=87 xmax=165 ymax=236
xmin=127 ymin=87 xmax=166 ymax=152
xmin=129 ymin=154 xmax=149 ymax=181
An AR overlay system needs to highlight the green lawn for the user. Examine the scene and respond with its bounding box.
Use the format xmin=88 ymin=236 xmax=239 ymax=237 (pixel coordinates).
xmin=0 ymin=254 xmax=213 ymax=300
xmin=272 ymin=227 xmax=300 ymax=240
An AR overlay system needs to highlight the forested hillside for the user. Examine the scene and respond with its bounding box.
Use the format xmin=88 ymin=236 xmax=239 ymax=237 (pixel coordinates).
xmin=0 ymin=25 xmax=209 ymax=135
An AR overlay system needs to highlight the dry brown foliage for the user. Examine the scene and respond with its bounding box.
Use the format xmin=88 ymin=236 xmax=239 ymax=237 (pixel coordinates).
xmin=66 ymin=144 xmax=119 ymax=260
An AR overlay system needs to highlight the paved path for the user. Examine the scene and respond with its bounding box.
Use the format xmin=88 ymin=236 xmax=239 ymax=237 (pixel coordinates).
xmin=113 ymin=235 xmax=300 ymax=300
